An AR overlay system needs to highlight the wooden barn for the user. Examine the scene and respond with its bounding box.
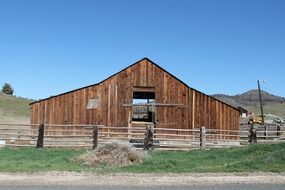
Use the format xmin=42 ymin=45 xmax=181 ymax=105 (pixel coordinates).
xmin=30 ymin=58 xmax=239 ymax=136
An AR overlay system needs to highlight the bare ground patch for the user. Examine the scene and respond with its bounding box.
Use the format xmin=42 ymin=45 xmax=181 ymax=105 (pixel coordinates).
xmin=0 ymin=116 xmax=30 ymax=125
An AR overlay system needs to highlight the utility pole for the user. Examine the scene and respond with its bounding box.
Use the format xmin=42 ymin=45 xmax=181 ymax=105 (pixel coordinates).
xmin=257 ymin=80 xmax=264 ymax=125
xmin=257 ymin=80 xmax=266 ymax=138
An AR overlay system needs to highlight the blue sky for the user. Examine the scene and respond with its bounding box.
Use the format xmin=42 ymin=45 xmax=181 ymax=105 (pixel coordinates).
xmin=0 ymin=0 xmax=284 ymax=100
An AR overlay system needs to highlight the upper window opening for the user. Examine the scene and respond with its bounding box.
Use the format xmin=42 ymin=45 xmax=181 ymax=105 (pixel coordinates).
xmin=132 ymin=91 xmax=155 ymax=122
xmin=133 ymin=91 xmax=155 ymax=99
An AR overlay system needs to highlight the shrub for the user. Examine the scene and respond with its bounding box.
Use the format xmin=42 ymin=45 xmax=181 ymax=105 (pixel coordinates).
xmin=1 ymin=83 xmax=14 ymax=95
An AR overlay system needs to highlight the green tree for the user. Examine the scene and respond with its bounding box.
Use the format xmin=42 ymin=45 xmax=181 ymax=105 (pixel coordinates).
xmin=1 ymin=83 xmax=14 ymax=95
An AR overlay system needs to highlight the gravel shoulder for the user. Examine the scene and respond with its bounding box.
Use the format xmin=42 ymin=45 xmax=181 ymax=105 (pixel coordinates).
xmin=1 ymin=172 xmax=285 ymax=186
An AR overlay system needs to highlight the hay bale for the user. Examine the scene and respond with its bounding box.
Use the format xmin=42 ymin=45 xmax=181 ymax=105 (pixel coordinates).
xmin=77 ymin=141 xmax=145 ymax=167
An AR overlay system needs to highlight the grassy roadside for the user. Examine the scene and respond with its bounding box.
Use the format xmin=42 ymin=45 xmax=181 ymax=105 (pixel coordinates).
xmin=0 ymin=143 xmax=284 ymax=173
xmin=118 ymin=143 xmax=285 ymax=173
xmin=0 ymin=148 xmax=89 ymax=172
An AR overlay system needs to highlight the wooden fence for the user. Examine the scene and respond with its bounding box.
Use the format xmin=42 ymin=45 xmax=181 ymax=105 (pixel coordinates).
xmin=0 ymin=123 xmax=284 ymax=150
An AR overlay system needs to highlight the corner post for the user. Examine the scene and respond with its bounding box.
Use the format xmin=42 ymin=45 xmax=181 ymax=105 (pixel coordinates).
xmin=36 ymin=123 xmax=44 ymax=148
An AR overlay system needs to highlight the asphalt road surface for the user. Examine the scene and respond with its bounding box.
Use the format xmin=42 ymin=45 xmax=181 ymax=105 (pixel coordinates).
xmin=0 ymin=185 xmax=284 ymax=190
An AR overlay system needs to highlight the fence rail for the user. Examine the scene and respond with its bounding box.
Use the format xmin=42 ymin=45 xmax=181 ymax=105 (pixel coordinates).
xmin=0 ymin=123 xmax=284 ymax=150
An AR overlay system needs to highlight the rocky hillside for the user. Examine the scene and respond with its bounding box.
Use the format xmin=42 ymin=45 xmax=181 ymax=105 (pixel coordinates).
xmin=213 ymin=90 xmax=285 ymax=107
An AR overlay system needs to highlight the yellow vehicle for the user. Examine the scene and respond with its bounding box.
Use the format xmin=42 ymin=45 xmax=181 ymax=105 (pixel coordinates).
xmin=248 ymin=115 xmax=263 ymax=125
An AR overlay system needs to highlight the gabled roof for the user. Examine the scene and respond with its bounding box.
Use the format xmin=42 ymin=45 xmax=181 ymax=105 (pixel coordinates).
xmin=30 ymin=58 xmax=239 ymax=111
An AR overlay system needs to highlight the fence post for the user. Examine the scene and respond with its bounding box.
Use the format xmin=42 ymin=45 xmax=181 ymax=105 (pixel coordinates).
xmin=200 ymin=126 xmax=206 ymax=149
xmin=36 ymin=123 xmax=44 ymax=148
xmin=249 ymin=124 xmax=257 ymax=144
xmin=264 ymin=125 xmax=268 ymax=139
xmin=92 ymin=125 xmax=99 ymax=150
xmin=277 ymin=124 xmax=281 ymax=137
xmin=144 ymin=124 xmax=154 ymax=150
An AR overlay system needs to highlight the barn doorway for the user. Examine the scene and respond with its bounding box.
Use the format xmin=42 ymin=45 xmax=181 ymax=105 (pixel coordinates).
xmin=132 ymin=91 xmax=155 ymax=123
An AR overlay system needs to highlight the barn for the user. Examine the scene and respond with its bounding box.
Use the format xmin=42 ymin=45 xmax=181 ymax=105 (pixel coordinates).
xmin=30 ymin=58 xmax=239 ymax=138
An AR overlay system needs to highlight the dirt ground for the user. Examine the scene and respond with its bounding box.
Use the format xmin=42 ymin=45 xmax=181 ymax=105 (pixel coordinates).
xmin=0 ymin=172 xmax=285 ymax=186
xmin=0 ymin=116 xmax=30 ymax=125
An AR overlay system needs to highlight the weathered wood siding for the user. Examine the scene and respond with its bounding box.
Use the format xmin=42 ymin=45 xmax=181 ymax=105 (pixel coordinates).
xmin=31 ymin=58 xmax=239 ymax=133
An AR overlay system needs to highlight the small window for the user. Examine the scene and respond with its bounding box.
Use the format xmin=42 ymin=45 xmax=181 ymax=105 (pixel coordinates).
xmin=87 ymin=98 xmax=100 ymax=109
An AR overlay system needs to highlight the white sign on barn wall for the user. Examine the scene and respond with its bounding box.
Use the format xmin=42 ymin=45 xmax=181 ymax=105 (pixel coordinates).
xmin=87 ymin=98 xmax=100 ymax=109
xmin=0 ymin=140 xmax=6 ymax=147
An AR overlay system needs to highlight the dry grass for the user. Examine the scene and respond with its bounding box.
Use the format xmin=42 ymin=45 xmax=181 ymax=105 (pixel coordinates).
xmin=0 ymin=93 xmax=32 ymax=124
xmin=245 ymin=103 xmax=285 ymax=119
xmin=76 ymin=141 xmax=145 ymax=167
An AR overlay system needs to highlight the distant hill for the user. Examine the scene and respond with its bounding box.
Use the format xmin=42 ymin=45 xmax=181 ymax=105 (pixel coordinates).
xmin=213 ymin=90 xmax=285 ymax=119
xmin=213 ymin=90 xmax=285 ymax=107
xmin=0 ymin=93 xmax=33 ymax=124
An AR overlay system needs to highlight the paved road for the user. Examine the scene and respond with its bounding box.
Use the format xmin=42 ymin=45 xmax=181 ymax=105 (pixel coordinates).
xmin=0 ymin=184 xmax=284 ymax=190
